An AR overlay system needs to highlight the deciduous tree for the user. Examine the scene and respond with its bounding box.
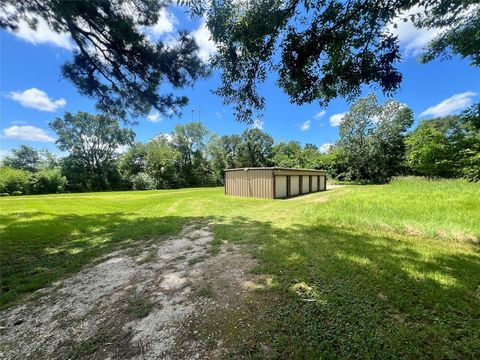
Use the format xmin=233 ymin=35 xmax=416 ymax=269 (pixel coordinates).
xmin=50 ymin=112 xmax=135 ymax=190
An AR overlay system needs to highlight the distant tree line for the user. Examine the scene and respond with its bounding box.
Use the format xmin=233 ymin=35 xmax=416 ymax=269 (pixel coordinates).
xmin=1 ymin=97 xmax=478 ymax=195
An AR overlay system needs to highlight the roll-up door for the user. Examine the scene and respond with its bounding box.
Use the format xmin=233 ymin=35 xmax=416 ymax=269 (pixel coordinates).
xmin=311 ymin=176 xmax=318 ymax=191
xmin=302 ymin=176 xmax=310 ymax=193
xmin=319 ymin=175 xmax=326 ymax=191
xmin=275 ymin=176 xmax=287 ymax=198
xmin=290 ymin=176 xmax=299 ymax=195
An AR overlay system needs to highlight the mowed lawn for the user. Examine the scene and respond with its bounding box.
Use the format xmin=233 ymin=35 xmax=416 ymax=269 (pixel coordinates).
xmin=1 ymin=178 xmax=479 ymax=357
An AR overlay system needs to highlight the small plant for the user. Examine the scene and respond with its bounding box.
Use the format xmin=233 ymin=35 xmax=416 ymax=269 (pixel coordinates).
xmin=197 ymin=285 xmax=214 ymax=298
xmin=126 ymin=296 xmax=154 ymax=318
xmin=68 ymin=330 xmax=112 ymax=359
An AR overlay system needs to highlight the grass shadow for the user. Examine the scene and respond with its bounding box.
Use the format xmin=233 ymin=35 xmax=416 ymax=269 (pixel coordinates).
xmin=1 ymin=210 xmax=479 ymax=358
xmin=210 ymin=216 xmax=480 ymax=358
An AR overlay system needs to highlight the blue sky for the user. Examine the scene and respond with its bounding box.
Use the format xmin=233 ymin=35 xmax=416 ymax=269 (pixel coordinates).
xmin=1 ymin=5 xmax=479 ymax=157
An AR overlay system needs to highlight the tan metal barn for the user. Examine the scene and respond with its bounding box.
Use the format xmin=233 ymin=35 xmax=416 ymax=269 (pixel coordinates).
xmin=224 ymin=167 xmax=327 ymax=199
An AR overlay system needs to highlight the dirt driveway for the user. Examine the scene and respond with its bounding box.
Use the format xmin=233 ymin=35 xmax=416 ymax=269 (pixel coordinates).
xmin=0 ymin=224 xmax=265 ymax=359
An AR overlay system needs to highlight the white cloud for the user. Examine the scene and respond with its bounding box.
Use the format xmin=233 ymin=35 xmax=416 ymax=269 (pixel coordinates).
xmin=252 ymin=118 xmax=264 ymax=130
xmin=420 ymin=91 xmax=477 ymax=117
xmin=320 ymin=143 xmax=334 ymax=154
xmin=147 ymin=111 xmax=162 ymax=123
xmin=329 ymin=113 xmax=345 ymax=127
xmin=386 ymin=6 xmax=445 ymax=57
xmin=2 ymin=125 xmax=55 ymax=142
xmin=8 ymin=16 xmax=74 ymax=50
xmin=11 ymin=120 xmax=27 ymax=125
xmin=8 ymin=88 xmax=66 ymax=112
xmin=154 ymin=133 xmax=173 ymax=143
xmin=314 ymin=110 xmax=326 ymax=119
xmin=192 ymin=20 xmax=217 ymax=62
xmin=300 ymin=120 xmax=311 ymax=131
xmin=388 ymin=4 xmax=479 ymax=58
xmin=142 ymin=8 xmax=177 ymax=42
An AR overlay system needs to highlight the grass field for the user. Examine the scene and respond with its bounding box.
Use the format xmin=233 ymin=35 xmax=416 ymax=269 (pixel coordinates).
xmin=1 ymin=177 xmax=479 ymax=357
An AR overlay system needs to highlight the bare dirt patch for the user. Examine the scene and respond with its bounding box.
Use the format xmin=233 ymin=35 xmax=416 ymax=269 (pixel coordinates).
xmin=0 ymin=224 xmax=263 ymax=359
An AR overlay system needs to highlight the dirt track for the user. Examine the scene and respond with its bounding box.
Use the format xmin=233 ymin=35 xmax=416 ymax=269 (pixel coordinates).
xmin=0 ymin=224 xmax=261 ymax=359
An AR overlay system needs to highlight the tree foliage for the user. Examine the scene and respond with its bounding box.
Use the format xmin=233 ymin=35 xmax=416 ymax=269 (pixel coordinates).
xmin=0 ymin=167 xmax=31 ymax=194
xmin=30 ymin=169 xmax=68 ymax=194
xmin=183 ymin=0 xmax=479 ymax=122
xmin=50 ymin=112 xmax=135 ymax=190
xmin=337 ymin=94 xmax=414 ymax=182
xmin=1 ymin=0 xmax=208 ymax=121
xmin=236 ymin=128 xmax=274 ymax=167
xmin=406 ymin=115 xmax=480 ymax=180
xmin=417 ymin=1 xmax=480 ymax=66
xmin=2 ymin=145 xmax=40 ymax=172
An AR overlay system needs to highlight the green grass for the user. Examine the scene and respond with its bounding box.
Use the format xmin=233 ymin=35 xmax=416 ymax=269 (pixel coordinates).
xmin=1 ymin=178 xmax=479 ymax=357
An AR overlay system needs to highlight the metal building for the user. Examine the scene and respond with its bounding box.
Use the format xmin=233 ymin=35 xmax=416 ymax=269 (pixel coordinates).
xmin=224 ymin=167 xmax=327 ymax=199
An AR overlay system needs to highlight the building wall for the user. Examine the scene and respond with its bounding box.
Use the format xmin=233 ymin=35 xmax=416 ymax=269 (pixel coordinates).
xmin=225 ymin=168 xmax=327 ymax=199
xmin=225 ymin=169 xmax=274 ymax=198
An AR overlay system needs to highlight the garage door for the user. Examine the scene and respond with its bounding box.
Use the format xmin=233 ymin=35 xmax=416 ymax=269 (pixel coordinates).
xmin=275 ymin=176 xmax=287 ymax=198
xmin=302 ymin=176 xmax=310 ymax=193
xmin=290 ymin=176 xmax=299 ymax=195
xmin=311 ymin=176 xmax=318 ymax=191
xmin=319 ymin=175 xmax=326 ymax=190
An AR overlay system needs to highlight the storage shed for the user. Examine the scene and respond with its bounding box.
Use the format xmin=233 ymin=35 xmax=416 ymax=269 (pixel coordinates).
xmin=224 ymin=167 xmax=327 ymax=199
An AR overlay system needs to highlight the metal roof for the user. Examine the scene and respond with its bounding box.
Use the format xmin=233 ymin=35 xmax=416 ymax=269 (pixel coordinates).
xmin=224 ymin=167 xmax=326 ymax=172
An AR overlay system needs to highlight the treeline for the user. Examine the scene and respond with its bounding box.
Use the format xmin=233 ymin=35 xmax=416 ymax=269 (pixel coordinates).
xmin=1 ymin=96 xmax=478 ymax=195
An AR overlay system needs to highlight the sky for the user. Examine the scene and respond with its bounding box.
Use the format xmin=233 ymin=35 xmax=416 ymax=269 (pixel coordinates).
xmin=1 ymin=5 xmax=479 ymax=158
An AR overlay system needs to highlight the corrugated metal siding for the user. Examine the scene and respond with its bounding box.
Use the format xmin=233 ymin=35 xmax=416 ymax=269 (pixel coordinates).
xmin=275 ymin=176 xmax=287 ymax=198
xmin=249 ymin=169 xmax=274 ymax=198
xmin=302 ymin=176 xmax=310 ymax=193
xmin=225 ymin=169 xmax=273 ymax=198
xmin=225 ymin=168 xmax=327 ymax=198
xmin=225 ymin=170 xmax=248 ymax=197
xmin=290 ymin=176 xmax=299 ymax=195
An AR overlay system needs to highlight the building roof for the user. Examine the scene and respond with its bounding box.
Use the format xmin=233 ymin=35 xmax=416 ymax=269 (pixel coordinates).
xmin=224 ymin=167 xmax=326 ymax=173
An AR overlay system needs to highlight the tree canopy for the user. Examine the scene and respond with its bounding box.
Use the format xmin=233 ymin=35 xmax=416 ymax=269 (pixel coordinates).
xmin=337 ymin=94 xmax=414 ymax=182
xmin=194 ymin=0 xmax=479 ymax=122
xmin=2 ymin=1 xmax=477 ymax=123
xmin=1 ymin=0 xmax=208 ymax=121
xmin=406 ymin=115 xmax=480 ymax=180
xmin=50 ymin=111 xmax=135 ymax=190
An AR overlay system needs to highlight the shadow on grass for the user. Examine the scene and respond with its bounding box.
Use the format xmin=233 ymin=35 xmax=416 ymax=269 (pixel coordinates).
xmin=1 ymin=213 xmax=479 ymax=358
xmin=211 ymin=217 xmax=480 ymax=358
xmin=0 ymin=213 xmax=196 ymax=307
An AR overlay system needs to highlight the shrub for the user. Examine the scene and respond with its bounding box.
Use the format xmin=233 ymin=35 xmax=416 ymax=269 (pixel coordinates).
xmin=0 ymin=167 xmax=31 ymax=194
xmin=131 ymin=172 xmax=156 ymax=190
xmin=30 ymin=169 xmax=68 ymax=194
xmin=11 ymin=191 xmax=22 ymax=196
xmin=0 ymin=193 xmax=10 ymax=196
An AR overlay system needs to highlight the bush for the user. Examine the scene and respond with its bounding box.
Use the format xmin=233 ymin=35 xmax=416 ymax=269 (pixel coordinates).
xmin=0 ymin=167 xmax=31 ymax=194
xmin=131 ymin=172 xmax=156 ymax=190
xmin=30 ymin=169 xmax=68 ymax=194
xmin=0 ymin=193 xmax=10 ymax=196
xmin=11 ymin=191 xmax=22 ymax=196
